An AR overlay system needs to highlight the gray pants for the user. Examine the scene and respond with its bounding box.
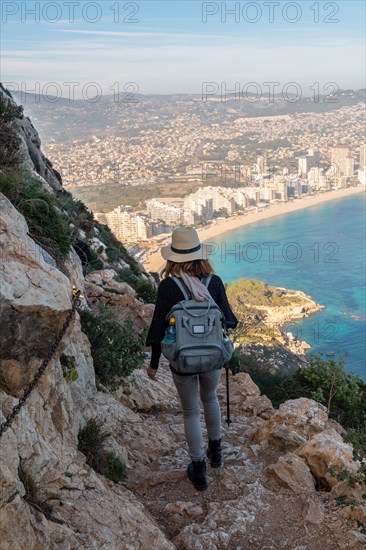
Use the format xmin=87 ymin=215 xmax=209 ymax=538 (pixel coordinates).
xmin=172 ymin=369 xmax=222 ymax=461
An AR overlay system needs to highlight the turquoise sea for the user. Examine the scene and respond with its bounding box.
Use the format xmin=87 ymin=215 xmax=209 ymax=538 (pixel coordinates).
xmin=209 ymin=193 xmax=366 ymax=381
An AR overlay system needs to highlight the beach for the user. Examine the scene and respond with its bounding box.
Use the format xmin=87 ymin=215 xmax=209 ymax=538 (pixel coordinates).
xmin=143 ymin=186 xmax=366 ymax=273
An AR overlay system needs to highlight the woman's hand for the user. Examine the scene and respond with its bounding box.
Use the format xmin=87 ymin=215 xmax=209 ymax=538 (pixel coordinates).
xmin=147 ymin=366 xmax=157 ymax=381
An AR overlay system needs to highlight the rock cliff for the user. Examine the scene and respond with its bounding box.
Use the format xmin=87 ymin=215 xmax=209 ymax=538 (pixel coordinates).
xmin=1 ymin=85 xmax=365 ymax=549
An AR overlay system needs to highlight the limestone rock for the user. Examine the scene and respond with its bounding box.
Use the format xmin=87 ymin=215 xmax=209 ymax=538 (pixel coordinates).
xmin=232 ymin=372 xmax=261 ymax=397
xmin=340 ymin=501 xmax=366 ymax=525
xmin=86 ymin=268 xmax=115 ymax=285
xmin=0 ymin=193 xmax=73 ymax=393
xmin=256 ymin=290 xmax=324 ymax=325
xmin=347 ymin=530 xmax=366 ymax=547
xmin=304 ymin=499 xmax=325 ymax=525
xmin=0 ymin=193 xmax=176 ymax=548
xmin=0 ymin=87 xmax=62 ymax=192
xmin=114 ymin=365 xmax=179 ymax=412
xmin=266 ymin=453 xmax=316 ymax=494
xmin=271 ymin=424 xmax=308 ymax=449
xmin=239 ymin=394 xmax=274 ymax=418
xmin=219 ymin=372 xmax=274 ymax=419
xmin=62 ymin=247 xmax=86 ymax=300
xmin=164 ymin=501 xmax=204 ymax=519
xmin=84 ymin=280 xmax=153 ymax=335
xmin=331 ymin=479 xmax=366 ymax=504
xmin=296 ymin=429 xmax=358 ymax=489
xmin=325 ymin=418 xmax=347 ymax=435
xmin=85 ymin=268 xmax=136 ymax=296
xmin=252 ymin=398 xmax=328 ymax=449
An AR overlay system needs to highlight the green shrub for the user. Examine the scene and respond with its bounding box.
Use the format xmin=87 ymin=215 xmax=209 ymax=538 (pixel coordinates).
xmin=136 ymin=279 xmax=157 ymax=304
xmin=56 ymin=189 xmax=96 ymax=239
xmin=18 ymin=464 xmax=54 ymax=519
xmin=334 ymin=495 xmax=357 ymax=507
xmin=229 ymin=350 xmax=260 ymax=374
xmin=0 ymin=170 xmax=71 ymax=261
xmin=114 ymin=269 xmax=157 ymax=303
xmin=78 ymin=418 xmax=108 ymax=468
xmin=79 ymin=305 xmax=146 ymax=387
xmin=280 ymin=355 xmax=365 ymax=430
xmin=95 ymin=221 xmax=140 ymax=274
xmin=115 ymin=268 xmax=140 ymax=288
xmin=104 ymin=452 xmax=127 ymax=483
xmin=56 ymin=189 xmax=93 ymax=219
xmin=343 ymin=428 xmax=366 ymax=459
xmin=60 ymin=354 xmax=78 ymax=382
xmin=341 ymin=429 xmax=366 ymax=492
xmin=18 ymin=465 xmax=38 ymax=503
xmin=106 ymin=247 xmax=121 ymax=263
xmin=78 ymin=419 xmax=127 ymax=483
xmin=86 ymin=248 xmax=105 ymax=273
xmin=227 ymin=278 xmax=310 ymax=308
xmin=241 ymin=353 xmax=365 ymax=432
xmin=0 ymin=93 xmax=24 ymax=169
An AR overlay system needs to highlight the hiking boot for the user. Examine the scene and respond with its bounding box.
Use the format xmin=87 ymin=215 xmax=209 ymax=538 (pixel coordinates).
xmin=206 ymin=439 xmax=222 ymax=468
xmin=187 ymin=459 xmax=207 ymax=491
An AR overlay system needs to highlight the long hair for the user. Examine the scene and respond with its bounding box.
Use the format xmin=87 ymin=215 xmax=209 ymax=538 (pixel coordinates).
xmin=160 ymin=259 xmax=214 ymax=279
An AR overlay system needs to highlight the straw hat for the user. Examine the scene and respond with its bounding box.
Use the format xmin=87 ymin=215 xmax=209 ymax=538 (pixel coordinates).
xmin=161 ymin=226 xmax=212 ymax=263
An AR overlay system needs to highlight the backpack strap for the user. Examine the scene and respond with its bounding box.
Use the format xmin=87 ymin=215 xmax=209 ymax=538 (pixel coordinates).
xmin=171 ymin=276 xmax=193 ymax=300
xmin=201 ymin=274 xmax=212 ymax=289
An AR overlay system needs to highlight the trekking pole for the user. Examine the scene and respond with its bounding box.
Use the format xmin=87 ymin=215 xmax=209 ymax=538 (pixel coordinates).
xmin=225 ymin=362 xmax=232 ymax=426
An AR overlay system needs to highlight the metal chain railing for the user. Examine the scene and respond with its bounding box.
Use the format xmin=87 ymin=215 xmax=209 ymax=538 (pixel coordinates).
xmin=0 ymin=290 xmax=82 ymax=440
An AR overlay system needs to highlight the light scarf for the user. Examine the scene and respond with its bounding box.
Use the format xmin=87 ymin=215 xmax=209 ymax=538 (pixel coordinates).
xmin=177 ymin=271 xmax=212 ymax=302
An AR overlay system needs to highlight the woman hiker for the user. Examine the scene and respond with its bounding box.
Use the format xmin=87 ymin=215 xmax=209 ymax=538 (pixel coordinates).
xmin=145 ymin=226 xmax=238 ymax=491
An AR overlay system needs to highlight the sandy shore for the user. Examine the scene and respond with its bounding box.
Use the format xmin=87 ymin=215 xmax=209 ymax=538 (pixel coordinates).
xmin=143 ymin=186 xmax=366 ymax=274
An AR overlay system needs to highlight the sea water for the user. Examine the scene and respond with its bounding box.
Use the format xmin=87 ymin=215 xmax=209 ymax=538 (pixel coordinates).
xmin=210 ymin=193 xmax=366 ymax=381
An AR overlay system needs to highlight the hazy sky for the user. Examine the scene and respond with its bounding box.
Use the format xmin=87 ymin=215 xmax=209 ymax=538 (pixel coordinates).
xmin=2 ymin=1 xmax=365 ymax=98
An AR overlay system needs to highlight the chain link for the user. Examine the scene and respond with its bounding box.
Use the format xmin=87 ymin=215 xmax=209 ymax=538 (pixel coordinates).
xmin=0 ymin=291 xmax=82 ymax=440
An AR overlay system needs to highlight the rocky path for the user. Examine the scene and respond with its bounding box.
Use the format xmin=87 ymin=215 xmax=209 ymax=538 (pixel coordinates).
xmin=117 ymin=361 xmax=365 ymax=550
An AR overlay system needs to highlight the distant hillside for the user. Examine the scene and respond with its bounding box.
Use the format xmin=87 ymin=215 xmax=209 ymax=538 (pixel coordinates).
xmin=12 ymin=88 xmax=366 ymax=144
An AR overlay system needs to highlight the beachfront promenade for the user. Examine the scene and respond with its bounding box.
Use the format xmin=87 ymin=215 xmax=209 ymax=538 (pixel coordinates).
xmin=143 ymin=186 xmax=366 ymax=273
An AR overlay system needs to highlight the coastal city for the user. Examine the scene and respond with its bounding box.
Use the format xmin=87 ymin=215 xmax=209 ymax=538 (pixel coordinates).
xmin=38 ymin=97 xmax=366 ymax=267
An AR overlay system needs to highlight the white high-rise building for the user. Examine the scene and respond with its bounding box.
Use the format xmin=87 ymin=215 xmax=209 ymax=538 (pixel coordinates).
xmin=331 ymin=146 xmax=350 ymax=176
xmin=181 ymin=209 xmax=195 ymax=225
xmin=307 ymin=149 xmax=320 ymax=163
xmin=359 ymin=144 xmax=366 ymax=169
xmin=95 ymin=213 xmax=107 ymax=225
xmin=231 ymin=189 xmax=248 ymax=208
xmin=287 ymin=180 xmax=302 ymax=197
xmin=260 ymin=188 xmax=276 ymax=202
xmin=136 ymin=214 xmax=151 ymax=240
xmin=105 ymin=206 xmax=136 ymax=241
xmin=357 ymin=169 xmax=366 ymax=185
xmin=345 ymin=156 xmax=354 ymax=177
xmin=298 ymin=157 xmax=310 ymax=176
xmin=256 ymin=156 xmax=268 ymax=175
xmin=337 ymin=176 xmax=347 ymax=189
xmin=101 ymin=206 xmax=152 ymax=242
xmin=244 ymin=187 xmax=261 ymax=204
xmin=183 ymin=196 xmax=213 ymax=220
xmin=146 ymin=199 xmax=182 ymax=224
xmin=308 ymin=167 xmax=328 ymax=189
xmin=298 ymin=150 xmax=319 ymax=177
xmin=185 ymin=187 xmax=236 ymax=215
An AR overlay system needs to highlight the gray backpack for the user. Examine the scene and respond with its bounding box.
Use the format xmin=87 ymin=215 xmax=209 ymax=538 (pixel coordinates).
xmin=161 ymin=275 xmax=234 ymax=374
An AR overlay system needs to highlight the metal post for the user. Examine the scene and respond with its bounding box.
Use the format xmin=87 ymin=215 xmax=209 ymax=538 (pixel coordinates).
xmin=225 ymin=363 xmax=232 ymax=426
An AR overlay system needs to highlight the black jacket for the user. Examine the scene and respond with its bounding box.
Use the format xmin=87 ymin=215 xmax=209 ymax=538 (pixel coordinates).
xmin=145 ymin=274 xmax=238 ymax=370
